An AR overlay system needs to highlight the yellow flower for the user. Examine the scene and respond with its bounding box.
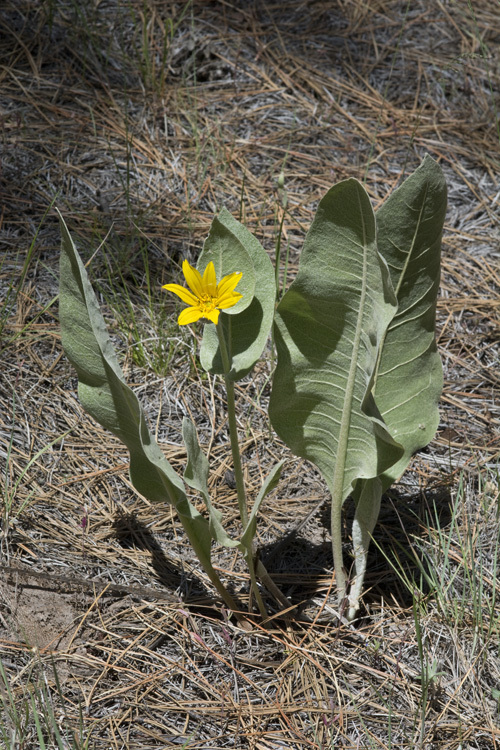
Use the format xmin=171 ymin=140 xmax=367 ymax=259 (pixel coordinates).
xmin=163 ymin=260 xmax=243 ymax=325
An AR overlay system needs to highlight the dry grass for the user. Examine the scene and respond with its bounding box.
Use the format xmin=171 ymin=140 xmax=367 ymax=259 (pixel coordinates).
xmin=1 ymin=0 xmax=499 ymax=748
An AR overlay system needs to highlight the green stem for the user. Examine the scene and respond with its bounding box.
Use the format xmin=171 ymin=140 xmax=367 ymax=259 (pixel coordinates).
xmin=270 ymin=204 xmax=287 ymax=375
xmin=216 ymin=322 xmax=268 ymax=620
xmin=216 ymin=323 xmax=248 ymax=527
xmin=245 ymin=549 xmax=268 ymax=621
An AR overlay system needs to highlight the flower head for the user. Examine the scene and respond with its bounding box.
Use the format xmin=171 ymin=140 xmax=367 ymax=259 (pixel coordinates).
xmin=163 ymin=260 xmax=243 ymax=325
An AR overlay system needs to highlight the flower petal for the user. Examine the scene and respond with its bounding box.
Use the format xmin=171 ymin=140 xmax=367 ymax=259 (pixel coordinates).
xmin=205 ymin=308 xmax=220 ymax=324
xmin=202 ymin=261 xmax=217 ymax=295
xmin=217 ymin=271 xmax=242 ymax=298
xmin=162 ymin=283 xmax=199 ymax=306
xmin=182 ymin=260 xmax=204 ymax=298
xmin=178 ymin=306 xmax=205 ymax=325
xmin=218 ymin=291 xmax=243 ymax=309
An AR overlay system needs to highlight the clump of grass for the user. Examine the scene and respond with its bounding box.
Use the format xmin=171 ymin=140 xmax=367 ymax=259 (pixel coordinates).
xmin=366 ymin=469 xmax=500 ymax=745
xmin=406 ymin=471 xmax=499 ymax=631
xmin=0 ymin=205 xmax=57 ymax=355
xmin=2 ymin=389 xmax=69 ymax=548
xmin=0 ymin=659 xmax=91 ymax=750
xmin=126 ymin=0 xmax=193 ymax=98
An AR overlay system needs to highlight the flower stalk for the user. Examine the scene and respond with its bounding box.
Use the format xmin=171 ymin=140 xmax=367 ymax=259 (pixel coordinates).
xmin=216 ymin=323 xmax=269 ymax=620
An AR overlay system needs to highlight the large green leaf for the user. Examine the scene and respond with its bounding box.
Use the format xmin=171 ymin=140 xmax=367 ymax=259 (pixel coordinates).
xmin=269 ymin=178 xmax=404 ymax=603
xmin=269 ymin=178 xmax=403 ymax=503
xmin=373 ymin=155 xmax=446 ymax=488
xmin=346 ymin=156 xmax=446 ymax=618
xmin=58 ymin=212 xmax=213 ymax=573
xmin=200 ymin=208 xmax=276 ymax=380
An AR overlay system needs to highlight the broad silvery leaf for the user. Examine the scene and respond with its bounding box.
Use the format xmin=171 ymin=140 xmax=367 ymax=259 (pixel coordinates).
xmin=348 ymin=156 xmax=446 ymax=617
xmin=269 ymin=178 xmax=403 ymax=601
xmin=269 ymin=179 xmax=403 ymax=498
xmin=200 ymin=208 xmax=276 ymax=381
xmin=58 ymin=212 xmax=237 ymax=607
xmin=373 ymin=154 xmax=446 ymax=488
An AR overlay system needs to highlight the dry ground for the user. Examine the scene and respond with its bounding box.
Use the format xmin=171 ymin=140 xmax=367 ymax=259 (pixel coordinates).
xmin=1 ymin=1 xmax=499 ymax=748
